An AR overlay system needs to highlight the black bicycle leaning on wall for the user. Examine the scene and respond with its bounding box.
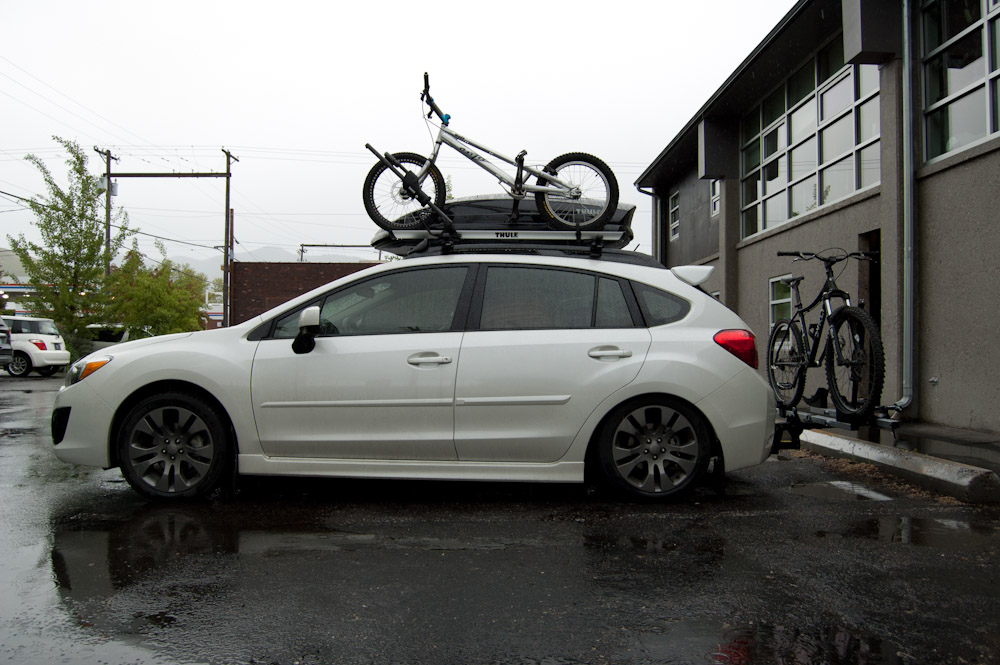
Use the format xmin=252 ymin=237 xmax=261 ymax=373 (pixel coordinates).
xmin=766 ymin=249 xmax=885 ymax=423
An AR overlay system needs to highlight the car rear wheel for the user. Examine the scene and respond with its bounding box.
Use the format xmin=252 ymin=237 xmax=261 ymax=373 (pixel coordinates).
xmin=118 ymin=392 xmax=232 ymax=500
xmin=7 ymin=352 xmax=32 ymax=377
xmin=36 ymin=366 xmax=60 ymax=377
xmin=597 ymin=396 xmax=711 ymax=501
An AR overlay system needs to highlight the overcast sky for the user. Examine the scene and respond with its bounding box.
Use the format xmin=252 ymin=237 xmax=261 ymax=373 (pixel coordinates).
xmin=2 ymin=0 xmax=797 ymax=270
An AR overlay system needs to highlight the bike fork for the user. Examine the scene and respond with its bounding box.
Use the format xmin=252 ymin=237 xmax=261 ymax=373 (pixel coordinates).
xmin=508 ymin=150 xmax=528 ymax=223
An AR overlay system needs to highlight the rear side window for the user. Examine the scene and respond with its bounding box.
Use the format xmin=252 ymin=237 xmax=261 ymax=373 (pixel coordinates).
xmin=479 ymin=266 xmax=637 ymax=330
xmin=631 ymin=282 xmax=691 ymax=326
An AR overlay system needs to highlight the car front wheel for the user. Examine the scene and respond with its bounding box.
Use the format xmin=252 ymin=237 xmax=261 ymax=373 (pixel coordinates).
xmin=597 ymin=396 xmax=711 ymax=501
xmin=118 ymin=392 xmax=232 ymax=500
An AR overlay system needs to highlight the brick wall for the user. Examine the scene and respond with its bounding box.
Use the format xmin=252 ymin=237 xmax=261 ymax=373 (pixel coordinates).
xmin=230 ymin=262 xmax=379 ymax=325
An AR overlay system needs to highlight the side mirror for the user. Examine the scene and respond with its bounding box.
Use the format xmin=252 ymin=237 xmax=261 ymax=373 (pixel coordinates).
xmin=291 ymin=306 xmax=321 ymax=355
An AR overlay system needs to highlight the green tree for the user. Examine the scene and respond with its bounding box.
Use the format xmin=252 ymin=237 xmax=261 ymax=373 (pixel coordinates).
xmin=106 ymin=242 xmax=208 ymax=336
xmin=6 ymin=137 xmax=131 ymax=357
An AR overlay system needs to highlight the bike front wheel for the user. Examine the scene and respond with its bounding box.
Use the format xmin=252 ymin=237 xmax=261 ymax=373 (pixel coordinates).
xmin=766 ymin=319 xmax=806 ymax=409
xmin=362 ymin=152 xmax=447 ymax=231
xmin=535 ymin=152 xmax=619 ymax=231
xmin=824 ymin=306 xmax=885 ymax=422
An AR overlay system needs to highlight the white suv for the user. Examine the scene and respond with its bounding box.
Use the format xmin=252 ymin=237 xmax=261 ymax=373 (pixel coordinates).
xmin=2 ymin=315 xmax=71 ymax=377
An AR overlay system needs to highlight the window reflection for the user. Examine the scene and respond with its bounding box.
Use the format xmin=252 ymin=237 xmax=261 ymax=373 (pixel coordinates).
xmin=790 ymin=176 xmax=818 ymax=217
xmin=822 ymin=75 xmax=853 ymax=120
xmin=925 ymin=31 xmax=985 ymax=105
xmin=859 ymin=143 xmax=881 ymax=188
xmin=923 ymin=0 xmax=981 ymax=52
xmin=927 ymin=87 xmax=988 ymax=158
xmin=821 ymin=115 xmax=853 ymax=163
xmin=790 ymin=97 xmax=818 ymax=144
xmin=821 ymin=156 xmax=854 ymax=204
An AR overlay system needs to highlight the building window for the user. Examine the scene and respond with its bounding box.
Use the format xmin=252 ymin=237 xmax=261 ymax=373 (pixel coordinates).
xmin=739 ymin=34 xmax=881 ymax=239
xmin=710 ymin=179 xmax=721 ymax=216
xmin=769 ymin=275 xmax=794 ymax=327
xmin=668 ymin=192 xmax=680 ymax=240
xmin=921 ymin=0 xmax=1000 ymax=160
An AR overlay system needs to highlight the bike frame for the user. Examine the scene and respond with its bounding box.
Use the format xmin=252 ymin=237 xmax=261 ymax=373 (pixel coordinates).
xmin=786 ymin=270 xmax=853 ymax=370
xmin=415 ymin=123 xmax=579 ymax=198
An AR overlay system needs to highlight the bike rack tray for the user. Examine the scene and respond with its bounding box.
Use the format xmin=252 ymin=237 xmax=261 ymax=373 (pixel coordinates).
xmin=772 ymin=404 xmax=901 ymax=454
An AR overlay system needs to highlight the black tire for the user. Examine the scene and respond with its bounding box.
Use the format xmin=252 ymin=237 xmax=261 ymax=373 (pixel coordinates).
xmin=766 ymin=319 xmax=806 ymax=408
xmin=7 ymin=352 xmax=32 ymax=377
xmin=824 ymin=306 xmax=885 ymax=423
xmin=597 ymin=396 xmax=711 ymax=501
xmin=535 ymin=152 xmax=619 ymax=231
xmin=117 ymin=392 xmax=232 ymax=500
xmin=362 ymin=152 xmax=446 ymax=231
xmin=36 ymin=366 xmax=59 ymax=377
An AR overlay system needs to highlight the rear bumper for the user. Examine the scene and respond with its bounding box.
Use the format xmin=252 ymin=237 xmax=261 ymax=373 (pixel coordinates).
xmin=696 ymin=367 xmax=776 ymax=472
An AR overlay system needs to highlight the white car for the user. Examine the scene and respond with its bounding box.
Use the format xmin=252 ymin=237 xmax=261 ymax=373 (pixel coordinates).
xmin=2 ymin=315 xmax=72 ymax=377
xmin=52 ymin=250 xmax=775 ymax=501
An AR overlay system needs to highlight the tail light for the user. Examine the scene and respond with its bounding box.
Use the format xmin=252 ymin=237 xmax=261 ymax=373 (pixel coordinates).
xmin=29 ymin=339 xmax=47 ymax=351
xmin=714 ymin=329 xmax=758 ymax=369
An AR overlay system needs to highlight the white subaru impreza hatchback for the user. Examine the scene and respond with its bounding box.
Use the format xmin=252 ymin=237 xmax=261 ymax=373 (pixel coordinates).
xmin=52 ymin=249 xmax=774 ymax=501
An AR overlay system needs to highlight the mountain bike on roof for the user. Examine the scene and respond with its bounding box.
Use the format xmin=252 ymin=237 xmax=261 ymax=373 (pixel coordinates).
xmin=363 ymin=73 xmax=619 ymax=234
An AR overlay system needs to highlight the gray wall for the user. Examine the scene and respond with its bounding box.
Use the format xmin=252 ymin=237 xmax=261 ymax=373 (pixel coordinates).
xmin=915 ymin=141 xmax=1000 ymax=432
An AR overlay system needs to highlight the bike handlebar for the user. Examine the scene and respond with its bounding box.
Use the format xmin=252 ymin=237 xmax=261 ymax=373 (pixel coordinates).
xmin=777 ymin=249 xmax=879 ymax=263
xmin=421 ymin=72 xmax=450 ymax=125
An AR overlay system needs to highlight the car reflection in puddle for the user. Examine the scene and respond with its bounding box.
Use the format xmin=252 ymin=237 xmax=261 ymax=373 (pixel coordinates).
xmin=634 ymin=617 xmax=915 ymax=664
xmin=789 ymin=480 xmax=894 ymax=501
xmin=826 ymin=516 xmax=1000 ymax=549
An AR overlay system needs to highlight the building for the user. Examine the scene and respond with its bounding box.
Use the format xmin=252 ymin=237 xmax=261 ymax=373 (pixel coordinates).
xmin=637 ymin=0 xmax=1000 ymax=436
xmin=229 ymin=262 xmax=378 ymax=325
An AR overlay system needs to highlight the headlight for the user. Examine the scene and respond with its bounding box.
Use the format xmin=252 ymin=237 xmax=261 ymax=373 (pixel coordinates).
xmin=65 ymin=356 xmax=112 ymax=387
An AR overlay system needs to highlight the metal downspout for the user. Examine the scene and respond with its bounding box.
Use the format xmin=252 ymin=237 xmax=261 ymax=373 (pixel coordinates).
xmin=897 ymin=0 xmax=915 ymax=411
xmin=637 ymin=186 xmax=659 ymax=262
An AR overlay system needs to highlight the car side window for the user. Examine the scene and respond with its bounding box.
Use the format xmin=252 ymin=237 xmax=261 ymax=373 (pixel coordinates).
xmin=271 ymin=266 xmax=469 ymax=339
xmin=479 ymin=267 xmax=636 ymax=330
xmin=631 ymin=282 xmax=691 ymax=326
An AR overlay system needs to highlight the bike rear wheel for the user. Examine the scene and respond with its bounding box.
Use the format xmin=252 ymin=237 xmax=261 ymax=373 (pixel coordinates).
xmin=766 ymin=319 xmax=806 ymax=408
xmin=362 ymin=152 xmax=447 ymax=231
xmin=535 ymin=152 xmax=618 ymax=231
xmin=824 ymin=306 xmax=885 ymax=422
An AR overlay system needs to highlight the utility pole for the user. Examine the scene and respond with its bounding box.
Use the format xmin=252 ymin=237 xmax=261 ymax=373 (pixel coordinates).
xmin=222 ymin=149 xmax=239 ymax=327
xmin=93 ymin=147 xmax=118 ymax=276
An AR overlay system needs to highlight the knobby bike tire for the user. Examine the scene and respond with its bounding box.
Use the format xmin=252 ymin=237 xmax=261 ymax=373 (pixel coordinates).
xmin=766 ymin=318 xmax=806 ymax=408
xmin=535 ymin=152 xmax=619 ymax=231
xmin=824 ymin=306 xmax=885 ymax=422
xmin=362 ymin=152 xmax=447 ymax=231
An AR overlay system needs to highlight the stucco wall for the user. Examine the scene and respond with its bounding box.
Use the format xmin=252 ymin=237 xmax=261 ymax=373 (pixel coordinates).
xmin=915 ymin=141 xmax=1000 ymax=433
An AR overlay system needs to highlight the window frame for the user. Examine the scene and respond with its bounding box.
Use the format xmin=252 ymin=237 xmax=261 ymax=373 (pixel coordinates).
xmin=739 ymin=33 xmax=881 ymax=239
xmin=920 ymin=0 xmax=1000 ymax=161
xmin=769 ymin=274 xmax=794 ymax=328
xmin=710 ymin=179 xmax=722 ymax=217
xmin=668 ymin=192 xmax=680 ymax=240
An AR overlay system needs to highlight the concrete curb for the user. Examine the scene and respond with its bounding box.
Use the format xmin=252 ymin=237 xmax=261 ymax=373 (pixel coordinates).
xmin=798 ymin=429 xmax=1000 ymax=504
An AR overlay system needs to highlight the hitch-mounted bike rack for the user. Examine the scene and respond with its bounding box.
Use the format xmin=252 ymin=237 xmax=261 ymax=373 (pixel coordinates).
xmin=772 ymin=399 xmax=901 ymax=455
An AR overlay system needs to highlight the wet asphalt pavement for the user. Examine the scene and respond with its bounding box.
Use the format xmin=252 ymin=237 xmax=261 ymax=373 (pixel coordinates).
xmin=1 ymin=375 xmax=999 ymax=665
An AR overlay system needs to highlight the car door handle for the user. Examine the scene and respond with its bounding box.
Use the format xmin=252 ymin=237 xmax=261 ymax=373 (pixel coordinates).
xmin=407 ymin=353 xmax=453 ymax=366
xmin=588 ymin=347 xmax=633 ymax=359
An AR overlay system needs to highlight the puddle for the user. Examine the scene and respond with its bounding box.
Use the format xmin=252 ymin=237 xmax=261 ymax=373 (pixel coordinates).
xmin=789 ymin=481 xmax=893 ymax=501
xmin=822 ymin=516 xmax=1000 ymax=549
xmin=633 ymin=617 xmax=915 ymax=664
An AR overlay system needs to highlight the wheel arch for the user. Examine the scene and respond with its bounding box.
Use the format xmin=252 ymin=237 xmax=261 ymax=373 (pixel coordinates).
xmin=108 ymin=379 xmax=239 ymax=469
xmin=583 ymin=391 xmax=723 ymax=482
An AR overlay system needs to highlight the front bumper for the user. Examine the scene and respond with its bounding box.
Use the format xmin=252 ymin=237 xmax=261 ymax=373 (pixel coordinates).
xmin=51 ymin=382 xmax=115 ymax=468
